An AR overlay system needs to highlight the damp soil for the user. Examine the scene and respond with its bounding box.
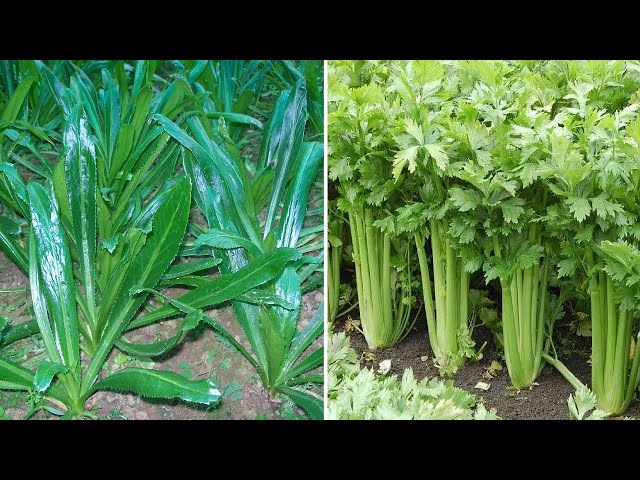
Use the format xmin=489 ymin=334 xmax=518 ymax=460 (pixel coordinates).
xmin=337 ymin=315 xmax=640 ymax=420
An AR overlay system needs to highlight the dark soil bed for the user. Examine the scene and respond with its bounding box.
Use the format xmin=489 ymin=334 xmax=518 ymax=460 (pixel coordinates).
xmin=337 ymin=315 xmax=640 ymax=420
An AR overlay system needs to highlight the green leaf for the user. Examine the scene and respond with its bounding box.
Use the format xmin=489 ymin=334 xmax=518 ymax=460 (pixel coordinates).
xmin=557 ymin=259 xmax=578 ymax=278
xmin=101 ymin=236 xmax=119 ymax=253
xmin=158 ymin=115 xmax=258 ymax=245
xmin=204 ymin=111 xmax=263 ymax=129
xmin=0 ymin=356 xmax=35 ymax=391
xmin=568 ymin=385 xmax=603 ymax=420
xmin=34 ymin=361 xmax=68 ymax=393
xmin=278 ymin=385 xmax=322 ymax=420
xmin=131 ymin=247 xmax=301 ymax=327
xmin=277 ymin=141 xmax=323 ymax=248
xmin=236 ymin=290 xmax=295 ymax=309
xmin=27 ymin=182 xmax=79 ymax=371
xmin=114 ymin=354 xmax=130 ymax=365
xmin=261 ymin=80 xmax=308 ymax=237
xmin=567 ymin=197 xmax=591 ymax=223
xmin=425 ymin=144 xmax=449 ymax=171
xmin=279 ymin=347 xmax=323 ymax=385
xmin=161 ymin=258 xmax=222 ymax=280
xmin=450 ymin=187 xmax=480 ymax=212
xmin=281 ymin=305 xmax=323 ymax=377
xmin=63 ymin=102 xmax=98 ymax=314
xmin=116 ymin=308 xmax=205 ymax=358
xmin=590 ymin=194 xmax=622 ymax=220
xmin=223 ymin=380 xmax=243 ymax=401
xmin=0 ymin=215 xmax=21 ymax=235
xmin=125 ymin=286 xmax=264 ymax=378
xmin=515 ymin=244 xmax=544 ymax=271
xmin=0 ymin=162 xmax=29 ymax=218
xmin=1 ymin=76 xmax=35 ymax=122
xmin=0 ymin=228 xmax=28 ymax=274
xmin=393 ymin=146 xmax=420 ymax=178
xmin=195 ymin=228 xmax=262 ymax=257
xmin=92 ymin=368 xmax=221 ymax=405
xmin=275 ymin=267 xmax=302 ymax=344
xmin=116 ymin=335 xmax=182 ymax=358
xmin=286 ymin=373 xmax=323 ymax=386
xmin=253 ymin=164 xmax=275 ymax=211
xmin=500 ymin=197 xmax=525 ymax=224
xmin=404 ymin=118 xmax=424 ymax=144
xmin=0 ymin=319 xmax=39 ymax=348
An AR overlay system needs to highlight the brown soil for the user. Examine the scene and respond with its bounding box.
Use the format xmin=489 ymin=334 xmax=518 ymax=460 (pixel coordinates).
xmin=338 ymin=315 xmax=640 ymax=420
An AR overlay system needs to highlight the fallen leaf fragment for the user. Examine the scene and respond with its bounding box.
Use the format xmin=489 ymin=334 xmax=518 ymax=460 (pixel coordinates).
xmin=378 ymin=359 xmax=392 ymax=375
xmin=361 ymin=352 xmax=376 ymax=363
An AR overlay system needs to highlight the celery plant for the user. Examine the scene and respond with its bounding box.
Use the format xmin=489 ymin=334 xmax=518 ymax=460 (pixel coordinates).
xmin=386 ymin=61 xmax=482 ymax=373
xmin=328 ymin=61 xmax=415 ymax=350
xmin=439 ymin=61 xmax=571 ymax=387
xmin=540 ymin=60 xmax=640 ymax=413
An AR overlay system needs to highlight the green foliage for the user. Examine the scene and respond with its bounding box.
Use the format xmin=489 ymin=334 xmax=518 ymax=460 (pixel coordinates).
xmin=567 ymin=386 xmax=608 ymax=420
xmin=330 ymin=60 xmax=640 ymax=415
xmin=153 ymin=71 xmax=324 ymax=418
xmin=327 ymin=331 xmax=498 ymax=420
xmin=0 ymin=60 xmax=325 ymax=418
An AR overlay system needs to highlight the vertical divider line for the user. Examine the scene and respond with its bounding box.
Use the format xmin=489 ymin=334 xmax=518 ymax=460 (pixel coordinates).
xmin=323 ymin=59 xmax=329 ymax=421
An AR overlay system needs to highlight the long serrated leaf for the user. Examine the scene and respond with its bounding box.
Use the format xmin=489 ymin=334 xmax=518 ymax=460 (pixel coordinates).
xmin=1 ymin=76 xmax=35 ymax=122
xmin=278 ymin=347 xmax=323 ymax=385
xmin=63 ymin=103 xmax=97 ymax=317
xmin=285 ymin=373 xmax=323 ymax=386
xmin=0 ymin=215 xmax=21 ymax=236
xmin=236 ymin=290 xmax=295 ymax=309
xmin=195 ymin=228 xmax=262 ymax=257
xmin=161 ymin=258 xmax=222 ymax=280
xmin=282 ymin=304 xmax=323 ymax=374
xmin=157 ymin=114 xmax=260 ymax=245
xmin=262 ymin=80 xmax=307 ymax=238
xmin=130 ymin=247 xmax=301 ymax=327
xmin=260 ymin=308 xmax=288 ymax=384
xmin=273 ymin=267 xmax=301 ymax=348
xmin=278 ymin=385 xmax=323 ymax=420
xmin=277 ymin=141 xmax=323 ymax=248
xmin=27 ymin=182 xmax=79 ymax=371
xmin=0 ymin=162 xmax=29 ymax=218
xmin=0 ymin=319 xmax=39 ymax=348
xmin=0 ymin=229 xmax=28 ymax=274
xmin=92 ymin=368 xmax=221 ymax=405
xmin=129 ymin=286 xmax=264 ymax=376
xmin=155 ymin=276 xmax=294 ymax=309
xmin=34 ymin=360 xmax=68 ymax=393
xmin=34 ymin=60 xmax=67 ymax=113
xmin=0 ymin=356 xmax=35 ymax=390
xmin=117 ymin=310 xmax=203 ymax=358
xmin=204 ymin=111 xmax=263 ymax=129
